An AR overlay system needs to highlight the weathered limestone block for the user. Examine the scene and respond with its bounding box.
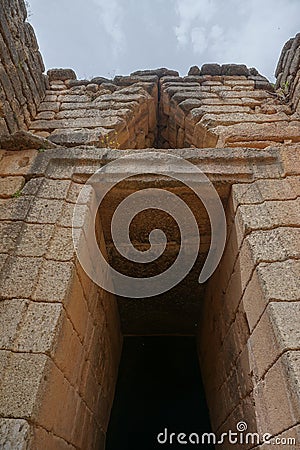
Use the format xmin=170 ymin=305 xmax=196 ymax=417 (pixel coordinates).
xmin=101 ymin=82 xmax=118 ymax=92
xmin=192 ymin=122 xmax=219 ymax=147
xmin=231 ymin=177 xmax=297 ymax=211
xmin=200 ymin=63 xmax=222 ymax=76
xmin=36 ymin=111 xmax=56 ymax=120
xmin=202 ymin=80 xmax=223 ymax=86
xmin=169 ymin=101 xmax=186 ymax=128
xmin=30 ymin=427 xmax=76 ymax=450
xmin=90 ymin=76 xmax=111 ymax=84
xmin=0 ymin=175 xmax=25 ymax=198
xmin=250 ymin=302 xmax=300 ymax=380
xmin=282 ymin=35 xmax=300 ymax=81
xmin=254 ymin=351 xmax=300 ymax=438
xmin=275 ymin=32 xmax=300 ymax=118
xmin=176 ymin=127 xmax=185 ymax=147
xmin=48 ymin=127 xmax=123 ymax=148
xmin=57 ymin=94 xmax=91 ymax=103
xmin=30 ymin=116 xmax=127 ymax=131
xmin=164 ymin=84 xmax=203 ymax=97
xmin=209 ymin=122 xmax=300 ymax=148
xmin=85 ymin=83 xmax=98 ymax=93
xmin=0 ymin=351 xmax=48 ymax=417
xmin=0 ymin=299 xmax=28 ymax=349
xmin=257 ymin=425 xmax=300 ymax=450
xmin=59 ymin=100 xmax=135 ymax=111
xmin=221 ymin=64 xmax=250 ymax=76
xmin=38 ymin=101 xmax=60 ymax=112
xmin=188 ymin=65 xmax=201 ymax=76
xmin=186 ymin=104 xmax=252 ymax=128
xmin=1 ymin=6 xmax=300 ymax=447
xmin=66 ymin=79 xmax=90 ymax=88
xmin=0 ymin=149 xmax=38 ymax=178
xmin=0 ymin=55 xmax=26 ymax=107
xmin=14 ymin=303 xmax=62 ymax=353
xmin=0 ymin=0 xmax=46 ymax=134
xmin=172 ymin=91 xmax=218 ymax=104
xmin=223 ymin=78 xmax=255 ymax=88
xmin=275 ymin=37 xmax=294 ymax=78
xmin=289 ymin=46 xmax=300 ymax=77
xmin=48 ymin=84 xmax=67 ymax=92
xmin=114 ymin=75 xmax=158 ymax=86
xmin=0 ymin=118 xmax=9 ymax=136
xmin=200 ymin=112 xmax=290 ymax=129
xmin=133 ymin=81 xmax=158 ymax=98
xmin=56 ymin=107 xmax=132 ymax=120
xmin=162 ymin=81 xmax=201 ymax=91
xmin=47 ymin=68 xmax=77 ymax=82
xmin=44 ymin=94 xmax=58 ymax=102
xmin=0 ymin=418 xmax=30 ymax=450
xmin=177 ymin=98 xmax=203 ymax=113
xmin=279 ymin=144 xmax=300 ymax=176
xmin=242 ymin=259 xmax=300 ymax=332
xmin=131 ymin=68 xmax=179 ymax=78
xmin=206 ymin=97 xmax=261 ymax=107
xmin=250 ymin=77 xmax=275 ymax=92
xmin=0 ymin=131 xmax=58 ymax=150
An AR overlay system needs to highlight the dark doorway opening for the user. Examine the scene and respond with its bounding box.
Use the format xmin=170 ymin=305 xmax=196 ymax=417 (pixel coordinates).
xmin=105 ymin=336 xmax=214 ymax=450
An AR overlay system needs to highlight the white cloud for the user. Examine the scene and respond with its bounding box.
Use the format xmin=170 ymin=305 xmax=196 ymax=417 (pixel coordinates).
xmin=209 ymin=0 xmax=300 ymax=78
xmin=174 ymin=0 xmax=216 ymax=48
xmin=173 ymin=0 xmax=300 ymax=79
xmin=92 ymin=0 xmax=125 ymax=58
xmin=191 ymin=27 xmax=208 ymax=54
xmin=209 ymin=24 xmax=223 ymax=41
xmin=28 ymin=0 xmax=300 ymax=80
xmin=175 ymin=0 xmax=215 ymax=24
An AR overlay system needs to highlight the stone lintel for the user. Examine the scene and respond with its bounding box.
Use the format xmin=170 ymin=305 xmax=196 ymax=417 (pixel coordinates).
xmin=28 ymin=147 xmax=283 ymax=186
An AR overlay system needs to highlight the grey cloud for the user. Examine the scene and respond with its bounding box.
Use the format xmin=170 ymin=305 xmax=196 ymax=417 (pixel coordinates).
xmin=28 ymin=0 xmax=300 ymax=80
xmin=92 ymin=0 xmax=125 ymax=58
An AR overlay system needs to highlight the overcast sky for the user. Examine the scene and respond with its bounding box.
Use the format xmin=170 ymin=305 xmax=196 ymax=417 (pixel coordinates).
xmin=27 ymin=0 xmax=300 ymax=81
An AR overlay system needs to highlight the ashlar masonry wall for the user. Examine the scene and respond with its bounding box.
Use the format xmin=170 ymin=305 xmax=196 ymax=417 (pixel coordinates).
xmin=0 ymin=0 xmax=46 ymax=135
xmin=0 ymin=144 xmax=299 ymax=450
xmin=158 ymin=71 xmax=300 ymax=149
xmin=28 ymin=74 xmax=158 ymax=149
xmin=198 ymin=145 xmax=300 ymax=449
xmin=0 ymin=148 xmax=122 ymax=449
xmin=276 ymin=32 xmax=300 ymax=113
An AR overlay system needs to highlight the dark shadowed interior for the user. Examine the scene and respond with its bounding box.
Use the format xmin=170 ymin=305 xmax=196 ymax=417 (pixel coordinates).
xmin=106 ymin=336 xmax=214 ymax=450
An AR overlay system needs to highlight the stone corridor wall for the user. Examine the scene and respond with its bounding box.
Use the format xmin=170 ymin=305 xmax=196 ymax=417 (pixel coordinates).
xmin=158 ymin=70 xmax=300 ymax=149
xmin=1 ymin=144 xmax=299 ymax=449
xmin=198 ymin=145 xmax=300 ymax=447
xmin=25 ymin=64 xmax=300 ymax=152
xmin=0 ymin=149 xmax=122 ymax=449
xmin=28 ymin=72 xmax=158 ymax=149
xmin=0 ymin=0 xmax=46 ymax=135
xmin=275 ymin=32 xmax=300 ymax=113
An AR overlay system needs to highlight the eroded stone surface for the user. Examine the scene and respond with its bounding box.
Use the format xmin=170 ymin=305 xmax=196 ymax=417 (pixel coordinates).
xmin=47 ymin=68 xmax=77 ymax=82
xmin=0 ymin=1 xmax=46 ymax=134
xmin=0 ymin=131 xmax=58 ymax=150
xmin=0 ymin=176 xmax=25 ymax=198
xmin=0 ymin=418 xmax=30 ymax=450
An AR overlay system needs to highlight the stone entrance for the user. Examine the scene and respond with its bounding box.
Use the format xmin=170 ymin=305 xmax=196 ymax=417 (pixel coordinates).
xmin=0 ymin=2 xmax=300 ymax=449
xmin=2 ymin=145 xmax=299 ymax=449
